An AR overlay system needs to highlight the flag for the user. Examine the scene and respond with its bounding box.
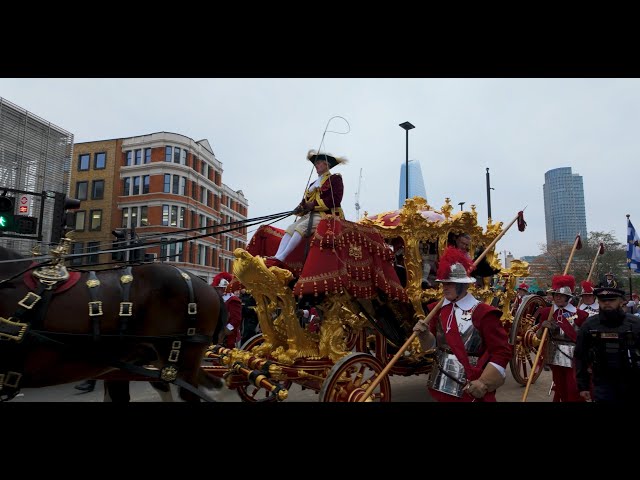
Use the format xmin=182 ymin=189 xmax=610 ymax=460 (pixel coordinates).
xmin=627 ymin=218 xmax=640 ymax=273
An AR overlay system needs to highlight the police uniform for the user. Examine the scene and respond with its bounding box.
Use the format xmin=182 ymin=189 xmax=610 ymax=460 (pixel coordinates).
xmin=575 ymin=287 xmax=640 ymax=402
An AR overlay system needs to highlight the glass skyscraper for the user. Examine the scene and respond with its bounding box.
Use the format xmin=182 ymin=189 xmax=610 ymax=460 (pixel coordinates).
xmin=543 ymin=167 xmax=587 ymax=245
xmin=399 ymin=159 xmax=427 ymax=208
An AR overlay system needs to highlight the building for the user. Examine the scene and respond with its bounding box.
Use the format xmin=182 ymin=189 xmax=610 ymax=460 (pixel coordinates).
xmin=543 ymin=167 xmax=587 ymax=245
xmin=0 ymin=97 xmax=74 ymax=255
xmin=398 ymin=159 xmax=427 ymax=208
xmin=70 ymin=132 xmax=248 ymax=283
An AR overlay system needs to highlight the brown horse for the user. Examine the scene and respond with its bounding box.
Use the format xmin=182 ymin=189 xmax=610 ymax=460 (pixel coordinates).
xmin=0 ymin=245 xmax=225 ymax=402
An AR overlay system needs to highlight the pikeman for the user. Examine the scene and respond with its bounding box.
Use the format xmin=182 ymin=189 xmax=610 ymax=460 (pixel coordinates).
xmin=529 ymin=274 xmax=589 ymax=402
xmin=577 ymin=280 xmax=599 ymax=317
xmin=412 ymin=246 xmax=512 ymax=402
xmin=266 ymin=149 xmax=347 ymax=270
xmin=511 ymin=282 xmax=529 ymax=315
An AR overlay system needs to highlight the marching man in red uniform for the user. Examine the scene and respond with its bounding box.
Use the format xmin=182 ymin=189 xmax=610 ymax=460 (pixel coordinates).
xmin=531 ymin=274 xmax=588 ymax=402
xmin=510 ymin=282 xmax=529 ymax=315
xmin=212 ymin=272 xmax=242 ymax=348
xmin=413 ymin=247 xmax=512 ymax=402
xmin=266 ymin=150 xmax=346 ymax=269
xmin=577 ymin=280 xmax=599 ymax=317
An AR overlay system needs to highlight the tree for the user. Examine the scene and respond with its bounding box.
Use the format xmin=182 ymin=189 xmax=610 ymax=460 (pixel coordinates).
xmin=530 ymin=231 xmax=639 ymax=294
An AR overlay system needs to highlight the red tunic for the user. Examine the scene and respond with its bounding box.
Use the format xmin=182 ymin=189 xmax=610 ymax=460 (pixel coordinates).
xmin=301 ymin=173 xmax=344 ymax=217
xmin=533 ymin=306 xmax=588 ymax=402
xmin=427 ymin=300 xmax=512 ymax=402
xmin=222 ymin=295 xmax=242 ymax=348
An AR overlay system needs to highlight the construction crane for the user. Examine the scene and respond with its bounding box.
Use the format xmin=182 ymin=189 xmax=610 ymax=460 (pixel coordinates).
xmin=354 ymin=168 xmax=363 ymax=220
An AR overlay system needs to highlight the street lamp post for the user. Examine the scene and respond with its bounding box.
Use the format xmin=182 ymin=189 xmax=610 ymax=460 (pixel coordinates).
xmin=399 ymin=121 xmax=415 ymax=201
xmin=486 ymin=168 xmax=493 ymax=221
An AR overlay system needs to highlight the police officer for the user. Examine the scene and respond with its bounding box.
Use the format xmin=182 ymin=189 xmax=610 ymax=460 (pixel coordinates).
xmin=575 ymin=287 xmax=640 ymax=402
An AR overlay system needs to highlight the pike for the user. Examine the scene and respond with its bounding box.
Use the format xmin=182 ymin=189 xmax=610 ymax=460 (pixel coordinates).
xmin=522 ymin=232 xmax=582 ymax=402
xmin=359 ymin=209 xmax=528 ymax=402
xmin=587 ymin=242 xmax=605 ymax=283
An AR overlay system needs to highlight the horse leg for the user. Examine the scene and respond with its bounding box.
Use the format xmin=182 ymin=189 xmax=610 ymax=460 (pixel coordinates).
xmin=103 ymin=380 xmax=131 ymax=402
xmin=150 ymin=381 xmax=174 ymax=402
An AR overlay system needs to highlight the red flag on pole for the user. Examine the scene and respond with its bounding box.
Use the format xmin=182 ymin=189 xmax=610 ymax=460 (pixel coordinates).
xmin=517 ymin=211 xmax=527 ymax=232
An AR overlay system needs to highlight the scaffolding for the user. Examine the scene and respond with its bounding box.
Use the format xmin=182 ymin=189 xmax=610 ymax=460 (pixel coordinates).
xmin=0 ymin=97 xmax=74 ymax=255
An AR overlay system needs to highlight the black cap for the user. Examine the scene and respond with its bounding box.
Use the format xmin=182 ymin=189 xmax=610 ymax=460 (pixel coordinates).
xmin=593 ymin=287 xmax=625 ymax=300
xmin=309 ymin=153 xmax=338 ymax=169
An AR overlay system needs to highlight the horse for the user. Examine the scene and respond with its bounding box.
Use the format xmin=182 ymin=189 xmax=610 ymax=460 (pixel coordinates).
xmin=0 ymin=244 xmax=225 ymax=402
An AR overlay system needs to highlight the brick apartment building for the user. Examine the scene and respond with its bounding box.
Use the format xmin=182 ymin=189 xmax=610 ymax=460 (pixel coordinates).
xmin=70 ymin=132 xmax=248 ymax=283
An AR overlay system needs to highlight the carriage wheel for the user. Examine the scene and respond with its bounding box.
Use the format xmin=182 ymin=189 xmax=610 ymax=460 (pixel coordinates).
xmin=509 ymin=295 xmax=548 ymax=386
xmin=235 ymin=333 xmax=293 ymax=403
xmin=318 ymin=352 xmax=391 ymax=402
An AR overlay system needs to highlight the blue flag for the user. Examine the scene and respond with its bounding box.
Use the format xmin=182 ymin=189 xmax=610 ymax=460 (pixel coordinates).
xmin=627 ymin=218 xmax=640 ymax=273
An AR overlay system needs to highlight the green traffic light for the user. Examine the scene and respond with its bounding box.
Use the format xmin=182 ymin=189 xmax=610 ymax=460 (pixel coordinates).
xmin=0 ymin=214 xmax=14 ymax=230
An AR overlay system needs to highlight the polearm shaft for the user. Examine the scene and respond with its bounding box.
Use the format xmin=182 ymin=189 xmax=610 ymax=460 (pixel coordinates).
xmin=522 ymin=233 xmax=581 ymax=402
xmin=587 ymin=243 xmax=604 ymax=283
xmin=359 ymin=210 xmax=525 ymax=401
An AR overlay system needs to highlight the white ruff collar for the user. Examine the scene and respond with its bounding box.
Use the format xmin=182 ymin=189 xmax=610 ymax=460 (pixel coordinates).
xmin=442 ymin=293 xmax=478 ymax=310
xmin=553 ymin=303 xmax=576 ymax=313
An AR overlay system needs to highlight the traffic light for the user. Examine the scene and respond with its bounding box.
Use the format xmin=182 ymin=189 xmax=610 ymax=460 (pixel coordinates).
xmin=14 ymin=216 xmax=38 ymax=234
xmin=50 ymin=192 xmax=81 ymax=243
xmin=112 ymin=229 xmax=127 ymax=261
xmin=0 ymin=195 xmax=15 ymax=232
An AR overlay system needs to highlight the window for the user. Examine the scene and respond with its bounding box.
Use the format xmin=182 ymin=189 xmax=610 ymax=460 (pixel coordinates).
xmin=172 ymin=175 xmax=179 ymax=194
xmin=165 ymin=146 xmax=172 ymax=162
xmin=125 ymin=151 xmax=132 ymax=166
xmin=94 ymin=152 xmax=106 ymax=169
xmin=200 ymin=186 xmax=206 ymax=205
xmin=191 ymin=180 xmax=197 ymax=200
xmin=89 ymin=210 xmax=102 ymax=231
xmin=122 ymin=177 xmax=130 ymax=196
xmin=160 ymin=238 xmax=168 ymax=260
xmin=71 ymin=242 xmax=84 ymax=266
xmin=74 ymin=211 xmax=86 ymax=231
xmin=140 ymin=206 xmax=148 ymax=226
xmin=78 ymin=154 xmax=89 ymax=171
xmin=177 ymin=242 xmax=184 ymax=262
xmin=164 ymin=174 xmax=171 ymax=193
xmin=180 ymin=176 xmax=186 ymax=196
xmin=174 ymin=147 xmax=181 ymax=164
xmin=92 ymin=180 xmax=104 ymax=200
xmin=134 ymin=149 xmax=142 ymax=165
xmin=179 ymin=207 xmax=185 ymax=228
xmin=76 ymin=181 xmax=88 ymax=200
xmin=144 ymin=148 xmax=151 ymax=164
xmin=131 ymin=206 xmax=138 ymax=227
xmin=122 ymin=207 xmax=129 ymax=228
xmin=199 ymin=214 xmax=206 ymax=234
xmin=201 ymin=161 xmax=207 ymax=176
xmin=180 ymin=149 xmax=187 ymax=165
xmin=162 ymin=205 xmax=169 ymax=226
xmin=132 ymin=176 xmax=140 ymax=195
xmin=170 ymin=206 xmax=178 ymax=227
xmin=142 ymin=175 xmax=150 ymax=194
xmin=87 ymin=242 xmax=100 ymax=265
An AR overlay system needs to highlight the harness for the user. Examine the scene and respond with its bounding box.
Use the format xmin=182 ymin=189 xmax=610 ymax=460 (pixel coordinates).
xmin=0 ymin=263 xmax=214 ymax=402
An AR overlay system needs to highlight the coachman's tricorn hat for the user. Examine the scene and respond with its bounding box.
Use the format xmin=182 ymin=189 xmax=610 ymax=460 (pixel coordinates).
xmin=307 ymin=149 xmax=347 ymax=169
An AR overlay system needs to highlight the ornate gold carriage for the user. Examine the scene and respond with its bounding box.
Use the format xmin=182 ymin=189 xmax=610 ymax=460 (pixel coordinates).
xmin=202 ymin=197 xmax=540 ymax=401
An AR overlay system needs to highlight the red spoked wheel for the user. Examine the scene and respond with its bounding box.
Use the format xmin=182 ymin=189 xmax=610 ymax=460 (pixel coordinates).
xmin=509 ymin=295 xmax=548 ymax=385
xmin=235 ymin=333 xmax=293 ymax=403
xmin=318 ymin=352 xmax=391 ymax=402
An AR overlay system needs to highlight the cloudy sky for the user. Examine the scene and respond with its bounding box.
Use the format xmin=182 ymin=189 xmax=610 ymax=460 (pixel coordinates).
xmin=0 ymin=78 xmax=636 ymax=259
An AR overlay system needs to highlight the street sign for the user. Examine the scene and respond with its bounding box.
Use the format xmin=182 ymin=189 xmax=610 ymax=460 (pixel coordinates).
xmin=17 ymin=194 xmax=31 ymax=216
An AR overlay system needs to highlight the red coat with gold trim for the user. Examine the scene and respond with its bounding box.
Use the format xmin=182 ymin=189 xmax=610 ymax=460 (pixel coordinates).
xmin=221 ymin=294 xmax=242 ymax=348
xmin=300 ymin=173 xmax=344 ymax=218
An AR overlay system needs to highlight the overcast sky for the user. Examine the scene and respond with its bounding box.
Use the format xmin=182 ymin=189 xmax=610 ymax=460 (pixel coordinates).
xmin=0 ymin=78 xmax=636 ymax=259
